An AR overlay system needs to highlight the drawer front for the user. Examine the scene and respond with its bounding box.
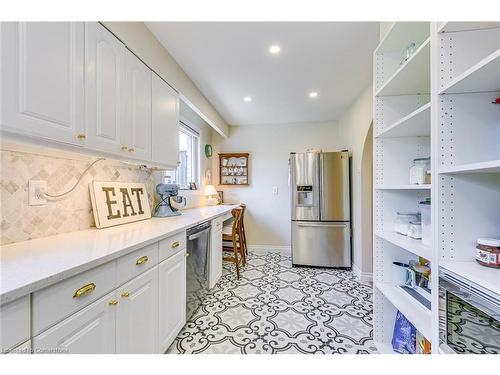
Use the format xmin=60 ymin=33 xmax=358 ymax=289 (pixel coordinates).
xmin=159 ymin=231 xmax=186 ymax=262
xmin=117 ymin=242 xmax=158 ymax=285
xmin=32 ymin=260 xmax=116 ymax=336
xmin=1 ymin=295 xmax=30 ymax=353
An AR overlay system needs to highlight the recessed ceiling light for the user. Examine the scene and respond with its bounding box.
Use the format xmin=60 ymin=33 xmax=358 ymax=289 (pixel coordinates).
xmin=243 ymin=96 xmax=252 ymax=102
xmin=309 ymin=91 xmax=318 ymax=98
xmin=269 ymin=45 xmax=281 ymax=54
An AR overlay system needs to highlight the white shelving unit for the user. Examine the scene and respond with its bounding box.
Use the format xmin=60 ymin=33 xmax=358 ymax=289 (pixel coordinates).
xmin=373 ymin=21 xmax=500 ymax=355
xmin=373 ymin=22 xmax=433 ymax=354
xmin=433 ymin=23 xmax=500 ymax=350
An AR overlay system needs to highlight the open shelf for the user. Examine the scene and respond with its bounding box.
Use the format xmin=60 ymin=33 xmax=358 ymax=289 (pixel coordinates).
xmin=439 ymin=160 xmax=500 ymax=174
xmin=438 ymin=22 xmax=500 ymax=34
xmin=440 ymin=260 xmax=500 ymax=297
xmin=439 ymin=48 xmax=500 ymax=94
xmin=375 ymin=341 xmax=397 ymax=354
xmin=376 ymin=231 xmax=432 ymax=260
xmin=375 ymin=38 xmax=430 ymax=97
xmin=376 ymin=22 xmax=429 ymax=54
xmin=375 ymin=282 xmax=432 ymax=340
xmin=377 ymin=102 xmax=430 ymax=138
xmin=375 ymin=184 xmax=431 ymax=190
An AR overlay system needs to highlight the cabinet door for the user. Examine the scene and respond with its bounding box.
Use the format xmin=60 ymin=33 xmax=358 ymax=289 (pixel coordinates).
xmin=1 ymin=22 xmax=85 ymax=145
xmin=85 ymin=22 xmax=126 ymax=155
xmin=124 ymin=51 xmax=152 ymax=161
xmin=33 ymin=292 xmax=117 ymax=354
xmin=151 ymin=72 xmax=180 ymax=167
xmin=158 ymin=249 xmax=186 ymax=353
xmin=116 ymin=267 xmax=158 ymax=354
xmin=210 ymin=219 xmax=223 ymax=288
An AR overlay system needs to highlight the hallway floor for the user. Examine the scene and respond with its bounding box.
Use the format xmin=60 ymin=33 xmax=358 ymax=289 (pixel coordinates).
xmin=168 ymin=251 xmax=377 ymax=354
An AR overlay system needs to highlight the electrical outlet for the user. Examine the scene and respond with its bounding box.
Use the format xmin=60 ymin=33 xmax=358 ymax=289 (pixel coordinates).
xmin=29 ymin=180 xmax=47 ymax=206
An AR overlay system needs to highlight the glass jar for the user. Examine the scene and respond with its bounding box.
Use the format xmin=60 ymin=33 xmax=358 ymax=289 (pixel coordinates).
xmin=408 ymin=220 xmax=422 ymax=239
xmin=395 ymin=212 xmax=420 ymax=236
xmin=409 ymin=157 xmax=431 ymax=185
xmin=476 ymin=238 xmax=500 ymax=269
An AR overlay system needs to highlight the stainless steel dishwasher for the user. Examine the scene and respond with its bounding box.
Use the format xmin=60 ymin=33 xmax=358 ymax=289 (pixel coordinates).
xmin=186 ymin=221 xmax=211 ymax=321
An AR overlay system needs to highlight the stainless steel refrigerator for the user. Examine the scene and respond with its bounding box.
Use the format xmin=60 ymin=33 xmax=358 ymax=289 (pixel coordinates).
xmin=290 ymin=151 xmax=351 ymax=268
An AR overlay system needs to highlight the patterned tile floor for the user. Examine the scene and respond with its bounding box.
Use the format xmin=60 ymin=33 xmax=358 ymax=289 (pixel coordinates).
xmin=168 ymin=251 xmax=377 ymax=354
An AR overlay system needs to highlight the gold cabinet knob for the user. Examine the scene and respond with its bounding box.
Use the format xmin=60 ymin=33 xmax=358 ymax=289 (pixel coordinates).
xmin=136 ymin=255 xmax=148 ymax=265
xmin=73 ymin=283 xmax=96 ymax=298
xmin=177 ymin=161 xmax=181 ymax=165
xmin=109 ymin=299 xmax=118 ymax=306
xmin=128 ymin=147 xmax=135 ymax=152
xmin=185 ymin=253 xmax=190 ymax=257
xmin=121 ymin=145 xmax=128 ymax=151
xmin=121 ymin=291 xmax=130 ymax=298
xmin=171 ymin=241 xmax=180 ymax=249
xmin=77 ymin=133 xmax=86 ymax=140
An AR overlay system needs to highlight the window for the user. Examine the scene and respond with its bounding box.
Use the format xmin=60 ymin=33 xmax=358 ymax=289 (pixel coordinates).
xmin=166 ymin=122 xmax=200 ymax=189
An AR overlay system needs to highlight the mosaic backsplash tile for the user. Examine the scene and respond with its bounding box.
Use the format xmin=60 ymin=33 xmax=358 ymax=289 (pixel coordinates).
xmin=0 ymin=149 xmax=160 ymax=245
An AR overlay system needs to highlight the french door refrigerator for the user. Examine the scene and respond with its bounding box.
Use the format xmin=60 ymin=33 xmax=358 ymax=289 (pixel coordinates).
xmin=290 ymin=151 xmax=351 ymax=268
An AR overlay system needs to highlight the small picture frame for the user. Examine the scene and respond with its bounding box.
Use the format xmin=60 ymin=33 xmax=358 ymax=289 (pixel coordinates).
xmin=189 ymin=182 xmax=197 ymax=190
xmin=217 ymin=191 xmax=223 ymax=204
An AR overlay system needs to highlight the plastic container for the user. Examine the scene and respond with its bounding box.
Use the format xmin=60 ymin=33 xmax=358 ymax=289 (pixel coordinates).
xmin=395 ymin=212 xmax=420 ymax=236
xmin=476 ymin=238 xmax=500 ymax=268
xmin=419 ymin=199 xmax=431 ymax=246
xmin=409 ymin=157 xmax=431 ymax=185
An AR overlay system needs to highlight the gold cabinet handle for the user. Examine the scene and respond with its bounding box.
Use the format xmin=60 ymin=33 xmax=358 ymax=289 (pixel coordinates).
xmin=109 ymin=299 xmax=118 ymax=306
xmin=171 ymin=241 xmax=180 ymax=249
xmin=77 ymin=133 xmax=86 ymax=140
xmin=128 ymin=147 xmax=135 ymax=152
xmin=136 ymin=255 xmax=148 ymax=265
xmin=121 ymin=291 xmax=130 ymax=298
xmin=121 ymin=145 xmax=128 ymax=151
xmin=73 ymin=283 xmax=96 ymax=298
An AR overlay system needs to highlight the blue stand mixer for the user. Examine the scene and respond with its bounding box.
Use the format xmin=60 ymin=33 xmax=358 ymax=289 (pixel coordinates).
xmin=154 ymin=183 xmax=186 ymax=217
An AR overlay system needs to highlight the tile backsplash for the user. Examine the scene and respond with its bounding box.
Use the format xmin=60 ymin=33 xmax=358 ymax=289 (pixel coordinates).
xmin=0 ymin=148 xmax=159 ymax=245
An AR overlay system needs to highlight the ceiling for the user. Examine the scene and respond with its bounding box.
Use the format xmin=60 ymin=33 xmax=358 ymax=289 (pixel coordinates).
xmin=146 ymin=22 xmax=379 ymax=126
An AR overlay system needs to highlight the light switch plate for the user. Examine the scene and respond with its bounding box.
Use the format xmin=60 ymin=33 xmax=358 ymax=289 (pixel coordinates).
xmin=29 ymin=180 xmax=47 ymax=206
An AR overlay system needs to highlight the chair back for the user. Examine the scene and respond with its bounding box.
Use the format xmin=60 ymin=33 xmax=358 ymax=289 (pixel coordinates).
xmin=231 ymin=208 xmax=242 ymax=237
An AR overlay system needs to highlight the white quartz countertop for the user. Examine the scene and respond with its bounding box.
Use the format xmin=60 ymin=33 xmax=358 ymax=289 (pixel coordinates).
xmin=0 ymin=205 xmax=237 ymax=304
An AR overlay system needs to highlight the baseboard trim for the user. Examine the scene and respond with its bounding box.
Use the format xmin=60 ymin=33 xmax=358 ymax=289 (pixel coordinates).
xmin=353 ymin=264 xmax=373 ymax=283
xmin=247 ymin=245 xmax=291 ymax=255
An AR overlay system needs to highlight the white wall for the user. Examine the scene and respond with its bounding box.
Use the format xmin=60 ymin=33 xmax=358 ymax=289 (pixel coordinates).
xmin=102 ymin=22 xmax=229 ymax=137
xmin=337 ymin=86 xmax=373 ymax=276
xmin=212 ymin=122 xmax=341 ymax=247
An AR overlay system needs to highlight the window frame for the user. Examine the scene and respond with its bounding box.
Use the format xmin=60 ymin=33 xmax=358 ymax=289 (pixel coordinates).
xmin=176 ymin=121 xmax=200 ymax=190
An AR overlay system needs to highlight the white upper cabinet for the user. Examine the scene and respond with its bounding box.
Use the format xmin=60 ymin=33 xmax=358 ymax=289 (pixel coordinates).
xmin=152 ymin=72 xmax=180 ymax=168
xmin=1 ymin=22 xmax=85 ymax=145
xmin=158 ymin=249 xmax=186 ymax=353
xmin=116 ymin=267 xmax=158 ymax=354
xmin=124 ymin=50 xmax=152 ymax=161
xmin=85 ymin=22 xmax=127 ymax=155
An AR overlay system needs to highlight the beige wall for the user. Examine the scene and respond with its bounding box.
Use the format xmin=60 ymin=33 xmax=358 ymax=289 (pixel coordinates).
xmin=212 ymin=122 xmax=341 ymax=248
xmin=102 ymin=22 xmax=229 ymax=137
xmin=337 ymin=86 xmax=373 ymax=276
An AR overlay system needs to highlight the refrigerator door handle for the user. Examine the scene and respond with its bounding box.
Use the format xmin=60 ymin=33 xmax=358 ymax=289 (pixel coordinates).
xmin=297 ymin=223 xmax=348 ymax=228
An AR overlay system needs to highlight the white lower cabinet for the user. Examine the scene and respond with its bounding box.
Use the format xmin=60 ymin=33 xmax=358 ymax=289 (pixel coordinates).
xmin=33 ymin=291 xmax=117 ymax=354
xmin=158 ymin=249 xmax=187 ymax=353
xmin=0 ymin=295 xmax=30 ymax=353
xmin=7 ymin=340 xmax=32 ymax=354
xmin=116 ymin=267 xmax=158 ymax=354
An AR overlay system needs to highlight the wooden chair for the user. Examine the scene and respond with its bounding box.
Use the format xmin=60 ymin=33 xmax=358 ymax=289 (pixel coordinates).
xmin=238 ymin=204 xmax=248 ymax=256
xmin=223 ymin=203 xmax=248 ymax=256
xmin=222 ymin=208 xmax=245 ymax=279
